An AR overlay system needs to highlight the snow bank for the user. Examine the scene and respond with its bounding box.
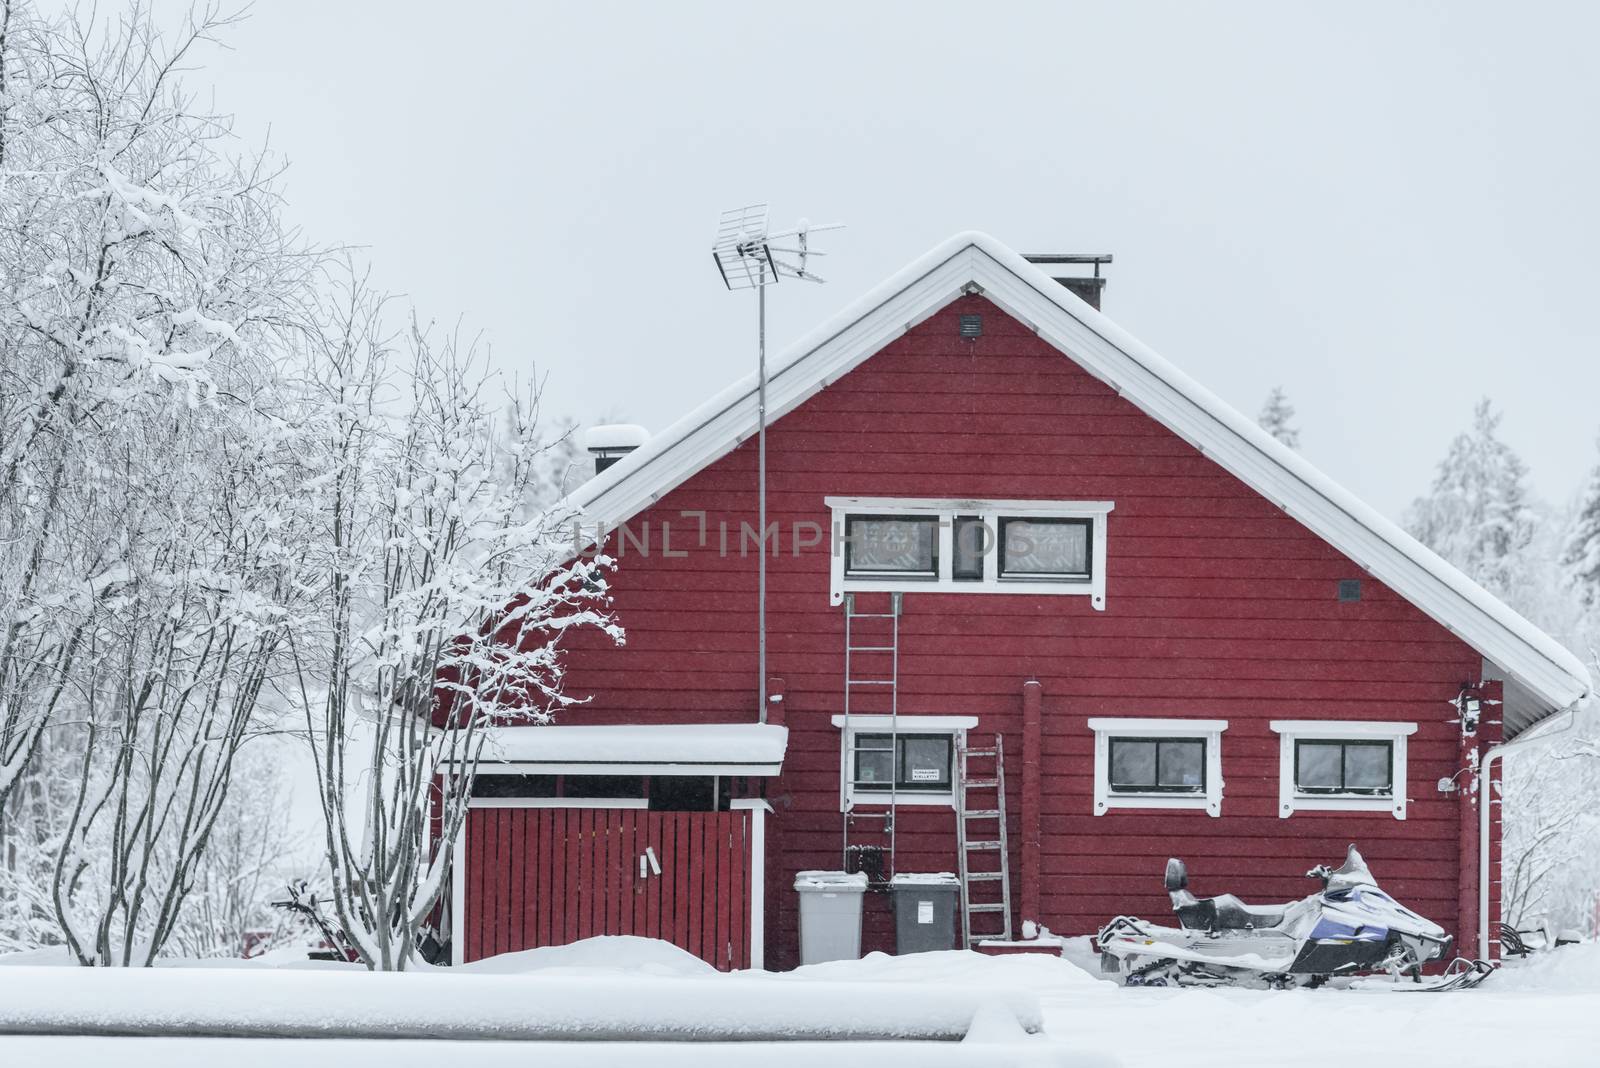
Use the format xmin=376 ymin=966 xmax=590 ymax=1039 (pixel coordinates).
xmin=782 ymin=949 xmax=1103 ymax=993
xmin=0 ymin=1036 xmax=1093 ymax=1068
xmin=0 ymin=961 xmax=1041 ymax=1041
xmin=1492 ymin=941 xmax=1600 ymax=992
xmin=455 ymin=935 xmax=714 ymax=977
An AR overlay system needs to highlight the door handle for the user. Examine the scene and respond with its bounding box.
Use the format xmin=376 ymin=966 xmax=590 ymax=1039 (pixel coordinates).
xmin=638 ymin=847 xmax=662 ymax=879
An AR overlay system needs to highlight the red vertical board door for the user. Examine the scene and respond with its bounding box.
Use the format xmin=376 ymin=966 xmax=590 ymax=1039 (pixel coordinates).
xmin=463 ymin=807 xmax=752 ymax=970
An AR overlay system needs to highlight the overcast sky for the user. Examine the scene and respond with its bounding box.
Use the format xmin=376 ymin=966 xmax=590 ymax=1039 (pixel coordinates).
xmin=154 ymin=0 xmax=1600 ymax=520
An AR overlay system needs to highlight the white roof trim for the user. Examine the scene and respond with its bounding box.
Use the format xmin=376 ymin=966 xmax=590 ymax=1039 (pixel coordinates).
xmin=560 ymin=232 xmax=1591 ymax=731
xmin=1270 ymin=721 xmax=1419 ymax=738
xmin=829 ymin=714 xmax=980 ymax=731
xmin=1088 ymin=718 xmax=1230 ymax=734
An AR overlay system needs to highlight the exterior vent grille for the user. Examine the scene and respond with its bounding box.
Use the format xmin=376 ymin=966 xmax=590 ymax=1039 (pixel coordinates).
xmin=959 ymin=314 xmax=983 ymax=338
xmin=1338 ymin=579 xmax=1362 ymax=602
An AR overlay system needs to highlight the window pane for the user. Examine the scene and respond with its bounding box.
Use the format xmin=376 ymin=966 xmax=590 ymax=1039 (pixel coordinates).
xmin=1157 ymin=741 xmax=1205 ymax=789
xmin=1296 ymin=742 xmax=1343 ymax=791
xmin=1001 ymin=518 xmax=1089 ymax=578
xmin=1344 ymin=743 xmax=1391 ymax=792
xmin=1109 ymin=739 xmax=1157 ymax=789
xmin=952 ymin=516 xmax=986 ymax=581
xmin=900 ymin=736 xmax=951 ymax=788
xmin=854 ymin=734 xmax=894 ymax=788
xmin=847 ymin=516 xmax=937 ymax=576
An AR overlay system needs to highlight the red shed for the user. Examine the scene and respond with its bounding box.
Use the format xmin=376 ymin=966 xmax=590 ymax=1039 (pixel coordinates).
xmin=448 ymin=232 xmax=1590 ymax=972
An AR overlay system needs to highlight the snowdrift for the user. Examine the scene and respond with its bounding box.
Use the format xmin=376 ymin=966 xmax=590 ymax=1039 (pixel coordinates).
xmin=0 ymin=959 xmax=1042 ymax=1041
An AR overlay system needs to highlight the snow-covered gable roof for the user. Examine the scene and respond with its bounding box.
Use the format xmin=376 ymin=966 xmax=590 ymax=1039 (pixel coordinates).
xmin=563 ymin=232 xmax=1591 ymax=735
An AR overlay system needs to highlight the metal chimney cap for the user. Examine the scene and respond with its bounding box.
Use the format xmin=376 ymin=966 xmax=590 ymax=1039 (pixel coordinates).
xmin=584 ymin=423 xmax=650 ymax=454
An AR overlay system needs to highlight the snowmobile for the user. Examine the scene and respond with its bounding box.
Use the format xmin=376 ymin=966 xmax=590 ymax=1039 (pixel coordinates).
xmin=1096 ymin=845 xmax=1491 ymax=990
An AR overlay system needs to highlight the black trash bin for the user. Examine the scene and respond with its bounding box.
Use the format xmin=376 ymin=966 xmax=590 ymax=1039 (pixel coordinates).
xmin=890 ymin=872 xmax=960 ymax=953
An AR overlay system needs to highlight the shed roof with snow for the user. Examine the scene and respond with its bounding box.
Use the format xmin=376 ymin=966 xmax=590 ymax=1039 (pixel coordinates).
xmin=476 ymin=723 xmax=788 ymax=776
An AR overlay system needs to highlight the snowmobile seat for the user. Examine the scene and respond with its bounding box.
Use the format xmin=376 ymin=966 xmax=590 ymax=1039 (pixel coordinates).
xmin=1176 ymin=894 xmax=1286 ymax=932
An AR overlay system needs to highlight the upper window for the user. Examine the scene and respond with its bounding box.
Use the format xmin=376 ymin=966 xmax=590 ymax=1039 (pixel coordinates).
xmin=999 ymin=517 xmax=1091 ymax=581
xmin=1271 ymin=721 xmax=1416 ymax=820
xmin=844 ymin=515 xmax=939 ymax=578
xmin=827 ymin=498 xmax=1113 ymax=610
xmin=1088 ymin=718 xmax=1227 ymax=816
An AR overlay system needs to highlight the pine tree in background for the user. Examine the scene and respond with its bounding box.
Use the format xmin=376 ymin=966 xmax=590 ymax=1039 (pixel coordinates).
xmin=1257 ymin=386 xmax=1301 ymax=449
xmin=1562 ymin=440 xmax=1600 ymax=608
xmin=1406 ymin=398 xmax=1534 ymax=599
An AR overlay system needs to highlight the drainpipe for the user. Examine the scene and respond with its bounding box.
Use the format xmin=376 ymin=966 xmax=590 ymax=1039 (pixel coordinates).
xmin=1020 ymin=680 xmax=1043 ymax=933
xmin=1479 ymin=705 xmax=1578 ymax=963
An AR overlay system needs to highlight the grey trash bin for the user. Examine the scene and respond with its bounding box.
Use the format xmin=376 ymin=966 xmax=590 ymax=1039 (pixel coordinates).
xmin=890 ymin=872 xmax=960 ymax=954
xmin=794 ymin=870 xmax=868 ymax=964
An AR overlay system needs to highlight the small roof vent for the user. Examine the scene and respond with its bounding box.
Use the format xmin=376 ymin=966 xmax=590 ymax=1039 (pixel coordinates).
xmin=585 ymin=424 xmax=649 ymax=475
xmin=1022 ymin=253 xmax=1113 ymax=310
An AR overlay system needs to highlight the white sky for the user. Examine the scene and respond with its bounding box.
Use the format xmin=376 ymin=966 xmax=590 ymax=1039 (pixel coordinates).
xmin=155 ymin=0 xmax=1600 ymax=519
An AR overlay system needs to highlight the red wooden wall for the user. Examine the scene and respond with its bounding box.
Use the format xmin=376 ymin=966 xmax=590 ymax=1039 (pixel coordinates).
xmin=545 ymin=293 xmax=1489 ymax=969
xmin=462 ymin=807 xmax=752 ymax=970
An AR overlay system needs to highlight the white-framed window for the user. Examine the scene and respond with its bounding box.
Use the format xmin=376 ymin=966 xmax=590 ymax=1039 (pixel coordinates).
xmin=1088 ymin=718 xmax=1227 ymax=816
xmin=826 ymin=497 xmax=1113 ymax=610
xmin=830 ymin=714 xmax=978 ymax=808
xmin=1270 ymin=721 xmax=1416 ymax=820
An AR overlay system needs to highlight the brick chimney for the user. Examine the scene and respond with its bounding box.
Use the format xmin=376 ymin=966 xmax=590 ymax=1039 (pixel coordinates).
xmin=1022 ymin=253 xmax=1113 ymax=310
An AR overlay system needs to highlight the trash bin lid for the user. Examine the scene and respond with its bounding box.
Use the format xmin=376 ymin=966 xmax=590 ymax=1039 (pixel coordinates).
xmin=794 ymin=870 xmax=869 ymax=891
xmin=889 ymin=872 xmax=960 ymax=888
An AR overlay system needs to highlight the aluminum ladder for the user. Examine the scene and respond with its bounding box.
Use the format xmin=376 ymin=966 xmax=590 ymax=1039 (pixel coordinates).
xmin=841 ymin=592 xmax=900 ymax=877
xmin=957 ymin=733 xmax=1013 ymax=947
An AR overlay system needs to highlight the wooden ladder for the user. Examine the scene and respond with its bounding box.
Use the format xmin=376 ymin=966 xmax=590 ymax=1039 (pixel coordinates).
xmin=957 ymin=733 xmax=1013 ymax=948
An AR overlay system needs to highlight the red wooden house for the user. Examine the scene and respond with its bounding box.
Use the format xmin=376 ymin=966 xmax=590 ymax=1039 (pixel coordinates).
xmin=448 ymin=232 xmax=1590 ymax=972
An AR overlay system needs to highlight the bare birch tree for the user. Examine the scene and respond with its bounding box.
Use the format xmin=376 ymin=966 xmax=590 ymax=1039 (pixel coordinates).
xmin=292 ymin=284 xmax=620 ymax=970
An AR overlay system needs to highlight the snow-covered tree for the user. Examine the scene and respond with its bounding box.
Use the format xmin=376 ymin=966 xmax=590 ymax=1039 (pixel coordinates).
xmin=1257 ymin=386 xmax=1301 ymax=449
xmin=161 ymin=745 xmax=314 ymax=959
xmin=1561 ymin=440 xmax=1600 ymax=609
xmin=291 ymin=283 xmax=620 ymax=971
xmin=1406 ymin=399 xmax=1534 ymax=599
xmin=1503 ymin=749 xmax=1600 ymax=935
xmin=0 ymin=0 xmax=320 ymax=963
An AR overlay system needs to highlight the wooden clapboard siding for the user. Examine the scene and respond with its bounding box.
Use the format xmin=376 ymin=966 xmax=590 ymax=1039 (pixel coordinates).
xmin=520 ymin=294 xmax=1489 ymax=969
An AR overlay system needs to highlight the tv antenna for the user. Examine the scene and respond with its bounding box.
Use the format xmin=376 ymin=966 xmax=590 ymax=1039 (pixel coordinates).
xmin=712 ymin=205 xmax=842 ymax=724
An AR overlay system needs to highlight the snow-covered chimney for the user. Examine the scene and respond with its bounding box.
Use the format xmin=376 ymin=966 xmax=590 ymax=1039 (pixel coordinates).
xmin=1022 ymin=253 xmax=1113 ymax=310
xmin=584 ymin=424 xmax=649 ymax=476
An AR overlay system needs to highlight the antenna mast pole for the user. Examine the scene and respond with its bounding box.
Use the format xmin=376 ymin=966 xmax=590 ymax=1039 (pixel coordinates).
xmin=712 ymin=207 xmax=841 ymax=726
xmin=757 ymin=272 xmax=768 ymax=723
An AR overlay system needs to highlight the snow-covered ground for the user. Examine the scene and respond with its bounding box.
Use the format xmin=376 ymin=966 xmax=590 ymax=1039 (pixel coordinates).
xmin=1 ymin=939 xmax=1596 ymax=1067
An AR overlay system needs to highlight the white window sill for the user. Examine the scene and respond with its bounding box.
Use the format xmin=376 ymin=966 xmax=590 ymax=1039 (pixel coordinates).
xmin=847 ymin=791 xmax=956 ymax=809
xmin=1099 ymin=792 xmax=1213 ymax=814
xmin=1285 ymin=794 xmax=1402 ymax=815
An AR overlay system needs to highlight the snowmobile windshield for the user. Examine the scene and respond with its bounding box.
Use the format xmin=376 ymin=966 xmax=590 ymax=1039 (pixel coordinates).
xmin=1324 ymin=846 xmax=1376 ymax=894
